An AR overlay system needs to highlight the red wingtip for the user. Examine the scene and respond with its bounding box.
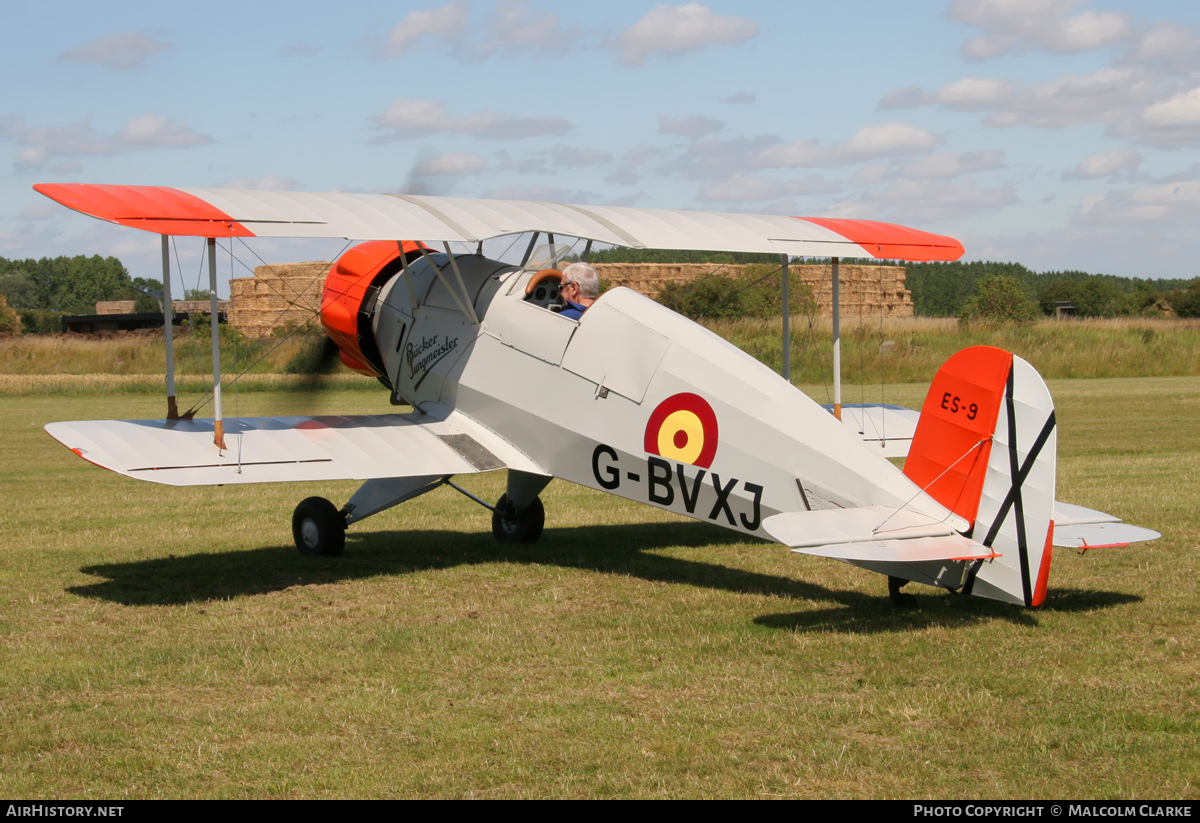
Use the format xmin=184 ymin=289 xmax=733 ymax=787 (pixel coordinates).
xmin=794 ymin=217 xmax=965 ymax=262
xmin=34 ymin=183 xmax=253 ymax=237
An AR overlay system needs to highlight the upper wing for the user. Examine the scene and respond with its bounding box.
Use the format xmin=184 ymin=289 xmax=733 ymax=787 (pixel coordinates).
xmin=45 ymin=409 xmax=545 ymax=487
xmin=32 ymin=184 xmax=964 ymax=262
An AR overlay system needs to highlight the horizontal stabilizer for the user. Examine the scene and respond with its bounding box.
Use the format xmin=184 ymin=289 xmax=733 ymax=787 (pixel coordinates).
xmin=45 ymin=410 xmax=543 ymax=487
xmin=763 ymin=505 xmax=963 ymax=549
xmin=1052 ymin=501 xmax=1121 ymax=526
xmin=790 ymin=534 xmax=998 ymax=563
xmin=1053 ymin=522 xmax=1161 ymax=549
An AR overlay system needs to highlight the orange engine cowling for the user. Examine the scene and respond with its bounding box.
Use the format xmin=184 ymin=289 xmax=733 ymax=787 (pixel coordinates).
xmin=320 ymin=240 xmax=424 ymax=382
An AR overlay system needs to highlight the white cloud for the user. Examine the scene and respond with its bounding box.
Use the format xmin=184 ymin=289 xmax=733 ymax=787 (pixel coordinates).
xmin=605 ymin=144 xmax=662 ymax=185
xmin=549 ymin=145 xmax=612 ymax=167
xmin=1074 ymin=180 xmax=1200 ymax=226
xmin=696 ymin=174 xmax=840 ymax=203
xmin=370 ymin=97 xmax=572 ymax=141
xmin=948 ymin=0 xmax=1130 ymax=60
xmin=851 ymin=164 xmax=890 ymax=185
xmin=494 ymin=151 xmax=551 ymax=174
xmin=757 ymin=123 xmax=942 ymax=168
xmin=1062 ymin=148 xmax=1140 ymax=180
xmin=482 ymin=185 xmax=597 ymax=203
xmin=478 ymin=0 xmax=574 ymax=58
xmin=2 ymin=113 xmax=213 ymax=173
xmin=372 ymin=1 xmax=468 ymax=59
xmin=880 ymin=67 xmax=1157 ymax=131
xmin=18 ymin=201 xmax=59 ymax=221
xmin=218 ymin=175 xmax=304 ymax=190
xmin=1132 ymin=21 xmax=1196 ymax=62
xmin=58 ymin=31 xmax=171 ymax=71
xmin=658 ymin=115 xmax=723 ymax=137
xmin=900 ymin=150 xmax=1006 ymax=179
xmin=657 ymin=135 xmax=776 ymax=181
xmin=720 ymin=92 xmax=755 ymax=104
xmin=1141 ymin=86 xmax=1200 ymax=128
xmin=858 ymin=177 xmax=1018 ymax=222
xmin=614 ymin=4 xmax=758 ymax=67
xmin=48 ymin=160 xmax=83 ymax=175
xmin=605 ymin=193 xmax=647 ymax=207
xmin=413 ymin=152 xmax=488 ymax=176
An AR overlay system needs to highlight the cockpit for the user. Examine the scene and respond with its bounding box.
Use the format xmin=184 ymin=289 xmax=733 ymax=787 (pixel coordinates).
xmin=518 ymin=244 xmax=587 ymax=317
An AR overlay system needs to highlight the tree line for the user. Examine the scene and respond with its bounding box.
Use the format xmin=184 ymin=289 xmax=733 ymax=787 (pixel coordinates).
xmin=0 ymin=254 xmax=175 ymax=333
xmin=584 ymin=248 xmax=1200 ymax=319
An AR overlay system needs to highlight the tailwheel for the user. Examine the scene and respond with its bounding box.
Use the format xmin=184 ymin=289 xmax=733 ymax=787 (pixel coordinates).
xmin=491 ymin=493 xmax=545 ymax=544
xmin=293 ymin=496 xmax=346 ymax=557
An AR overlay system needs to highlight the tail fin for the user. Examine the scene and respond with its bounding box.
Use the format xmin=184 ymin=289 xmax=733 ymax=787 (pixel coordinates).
xmin=904 ymin=346 xmax=1057 ymax=606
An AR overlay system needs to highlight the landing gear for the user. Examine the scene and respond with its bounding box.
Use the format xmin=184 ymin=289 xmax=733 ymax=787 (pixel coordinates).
xmin=491 ymin=493 xmax=545 ymax=544
xmin=292 ymin=496 xmax=346 ymax=557
xmin=888 ymin=575 xmax=918 ymax=609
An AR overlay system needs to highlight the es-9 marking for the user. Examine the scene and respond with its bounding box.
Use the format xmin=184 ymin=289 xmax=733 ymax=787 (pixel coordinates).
xmin=941 ymin=392 xmax=978 ymax=420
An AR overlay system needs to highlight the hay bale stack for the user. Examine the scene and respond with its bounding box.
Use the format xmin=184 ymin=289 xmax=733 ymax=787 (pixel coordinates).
xmin=228 ymin=262 xmax=331 ymax=339
xmin=225 ymin=258 xmax=912 ymax=335
xmin=96 ymin=300 xmax=136 ymax=315
xmin=593 ymin=262 xmax=912 ymax=317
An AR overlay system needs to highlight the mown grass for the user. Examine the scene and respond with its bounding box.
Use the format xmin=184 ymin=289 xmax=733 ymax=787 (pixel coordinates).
xmin=0 ymin=379 xmax=1196 ymax=798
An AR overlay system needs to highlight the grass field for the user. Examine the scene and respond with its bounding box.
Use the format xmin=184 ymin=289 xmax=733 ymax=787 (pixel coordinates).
xmin=2 ymin=316 xmax=1197 ymax=393
xmin=0 ymin=377 xmax=1196 ymax=799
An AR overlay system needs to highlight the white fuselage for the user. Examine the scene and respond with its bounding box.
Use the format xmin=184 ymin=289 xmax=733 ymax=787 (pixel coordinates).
xmin=372 ymin=253 xmax=954 ymax=538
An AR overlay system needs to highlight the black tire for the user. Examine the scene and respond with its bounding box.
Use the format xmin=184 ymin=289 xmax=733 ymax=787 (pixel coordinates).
xmin=491 ymin=494 xmax=545 ymax=544
xmin=292 ymin=496 xmax=346 ymax=557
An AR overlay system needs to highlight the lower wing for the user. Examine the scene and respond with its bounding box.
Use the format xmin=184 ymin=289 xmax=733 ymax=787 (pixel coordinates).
xmin=45 ymin=409 xmax=544 ymax=487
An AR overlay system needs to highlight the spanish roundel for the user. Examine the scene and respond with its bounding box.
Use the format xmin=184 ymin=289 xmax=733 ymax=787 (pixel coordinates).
xmin=644 ymin=393 xmax=719 ymax=468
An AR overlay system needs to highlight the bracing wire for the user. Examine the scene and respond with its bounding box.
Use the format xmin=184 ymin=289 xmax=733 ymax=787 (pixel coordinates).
xmin=171 ymin=237 xmax=211 ymax=404
xmin=182 ymin=237 xmax=353 ymax=418
xmin=227 ymin=239 xmax=243 ymax=470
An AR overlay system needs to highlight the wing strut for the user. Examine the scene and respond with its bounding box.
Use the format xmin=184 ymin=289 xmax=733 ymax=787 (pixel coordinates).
xmin=415 ymin=245 xmax=479 ymax=326
xmin=831 ymin=256 xmax=842 ymax=420
xmin=207 ymin=237 xmax=226 ymax=450
xmin=441 ymin=242 xmax=480 ymax=325
xmin=781 ymin=253 xmax=791 ymax=382
xmin=161 ymin=235 xmax=179 ymax=420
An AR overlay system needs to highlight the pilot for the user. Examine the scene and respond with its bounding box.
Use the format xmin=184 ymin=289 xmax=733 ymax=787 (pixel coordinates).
xmin=559 ymin=262 xmax=599 ymax=320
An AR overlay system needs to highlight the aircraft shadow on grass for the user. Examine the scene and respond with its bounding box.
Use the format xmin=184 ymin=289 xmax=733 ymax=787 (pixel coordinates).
xmin=68 ymin=521 xmax=1141 ymax=633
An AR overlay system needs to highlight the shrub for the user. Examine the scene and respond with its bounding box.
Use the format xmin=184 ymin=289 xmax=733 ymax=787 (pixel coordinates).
xmin=657 ymin=265 xmax=815 ymax=320
xmin=0 ymin=295 xmax=19 ymax=334
xmin=1038 ymin=280 xmax=1077 ymax=315
xmin=1167 ymin=278 xmax=1200 ymax=318
xmin=17 ymin=309 xmax=65 ymax=334
xmin=959 ymin=275 xmax=1038 ymax=324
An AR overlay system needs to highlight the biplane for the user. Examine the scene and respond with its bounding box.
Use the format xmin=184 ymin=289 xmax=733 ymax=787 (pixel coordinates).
xmin=33 ymin=183 xmax=1159 ymax=607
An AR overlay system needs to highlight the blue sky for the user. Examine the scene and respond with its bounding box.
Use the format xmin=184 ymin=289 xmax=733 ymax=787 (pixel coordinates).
xmin=4 ymin=1 xmax=1200 ymax=294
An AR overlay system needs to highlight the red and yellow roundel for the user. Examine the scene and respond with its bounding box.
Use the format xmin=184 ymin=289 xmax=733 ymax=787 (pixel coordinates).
xmin=644 ymin=393 xmax=719 ymax=468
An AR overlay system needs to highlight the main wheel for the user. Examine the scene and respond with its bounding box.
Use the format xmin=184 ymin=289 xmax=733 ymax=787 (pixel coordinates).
xmin=292 ymin=496 xmax=346 ymax=557
xmin=491 ymin=494 xmax=545 ymax=544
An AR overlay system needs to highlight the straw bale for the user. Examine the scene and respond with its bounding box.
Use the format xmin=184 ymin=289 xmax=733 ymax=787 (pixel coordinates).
xmin=228 ymin=262 xmax=331 ymax=339
xmin=225 ymin=258 xmax=912 ymax=336
xmin=593 ymin=262 xmax=913 ymax=317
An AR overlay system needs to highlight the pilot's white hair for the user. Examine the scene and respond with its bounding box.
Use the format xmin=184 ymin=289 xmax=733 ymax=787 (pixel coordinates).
xmin=562 ymin=261 xmax=599 ymax=300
